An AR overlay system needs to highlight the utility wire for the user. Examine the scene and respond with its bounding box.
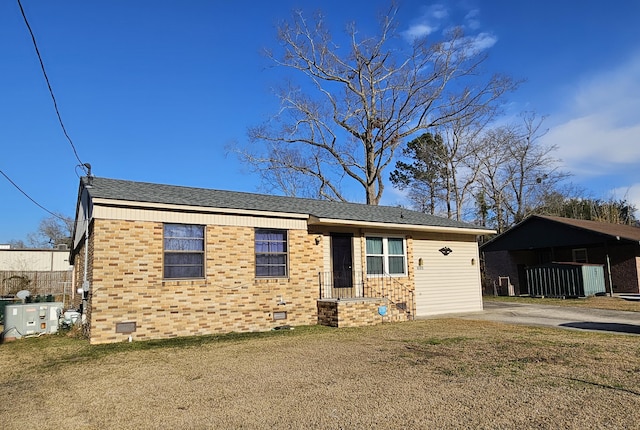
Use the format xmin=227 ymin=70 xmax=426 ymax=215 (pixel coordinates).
xmin=0 ymin=169 xmax=67 ymax=221
xmin=17 ymin=0 xmax=88 ymax=175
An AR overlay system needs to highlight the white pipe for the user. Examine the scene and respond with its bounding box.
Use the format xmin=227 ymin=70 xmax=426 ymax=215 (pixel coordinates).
xmin=82 ymin=191 xmax=90 ymax=316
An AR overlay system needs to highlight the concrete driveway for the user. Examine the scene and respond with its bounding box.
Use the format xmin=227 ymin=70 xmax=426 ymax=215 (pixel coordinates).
xmin=454 ymin=301 xmax=640 ymax=335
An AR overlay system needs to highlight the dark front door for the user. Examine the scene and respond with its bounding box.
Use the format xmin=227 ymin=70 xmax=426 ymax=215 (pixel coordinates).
xmin=331 ymin=233 xmax=353 ymax=297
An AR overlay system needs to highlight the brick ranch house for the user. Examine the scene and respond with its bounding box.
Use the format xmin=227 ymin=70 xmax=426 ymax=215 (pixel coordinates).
xmin=70 ymin=177 xmax=494 ymax=344
xmin=482 ymin=215 xmax=640 ymax=296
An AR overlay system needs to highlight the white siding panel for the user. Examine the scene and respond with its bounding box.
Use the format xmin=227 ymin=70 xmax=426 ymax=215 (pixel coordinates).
xmin=92 ymin=206 xmax=308 ymax=230
xmin=0 ymin=250 xmax=72 ymax=271
xmin=413 ymin=236 xmax=482 ymax=316
xmin=322 ymin=234 xmax=331 ymax=273
xmin=352 ymin=234 xmax=362 ymax=275
xmin=73 ymin=190 xmax=91 ymax=247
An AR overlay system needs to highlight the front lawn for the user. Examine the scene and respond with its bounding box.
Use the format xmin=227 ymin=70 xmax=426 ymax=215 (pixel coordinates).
xmin=1 ymin=319 xmax=638 ymax=429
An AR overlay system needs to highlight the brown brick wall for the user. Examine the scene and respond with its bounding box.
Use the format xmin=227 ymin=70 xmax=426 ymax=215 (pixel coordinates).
xmin=485 ymin=244 xmax=640 ymax=295
xmin=317 ymin=298 xmax=401 ymax=328
xmin=607 ymin=245 xmax=640 ymax=293
xmin=357 ymin=233 xmax=416 ymax=315
xmin=483 ymin=250 xmax=519 ymax=295
xmin=87 ymin=219 xmax=322 ymax=344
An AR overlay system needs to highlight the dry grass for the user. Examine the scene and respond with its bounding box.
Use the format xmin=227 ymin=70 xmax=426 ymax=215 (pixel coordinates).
xmin=1 ymin=319 xmax=639 ymax=429
xmin=485 ymin=294 xmax=640 ymax=312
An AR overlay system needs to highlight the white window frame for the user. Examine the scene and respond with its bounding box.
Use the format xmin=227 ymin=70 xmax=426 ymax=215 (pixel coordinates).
xmin=365 ymin=235 xmax=408 ymax=277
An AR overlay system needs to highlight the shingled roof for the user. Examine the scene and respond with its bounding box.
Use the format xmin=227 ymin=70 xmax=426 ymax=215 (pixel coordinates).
xmin=481 ymin=214 xmax=640 ymax=252
xmin=81 ymin=176 xmax=490 ymax=232
xmin=536 ymin=215 xmax=640 ymax=242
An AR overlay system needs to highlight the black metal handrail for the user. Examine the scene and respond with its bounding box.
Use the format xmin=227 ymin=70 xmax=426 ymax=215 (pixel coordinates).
xmin=318 ymin=270 xmax=415 ymax=319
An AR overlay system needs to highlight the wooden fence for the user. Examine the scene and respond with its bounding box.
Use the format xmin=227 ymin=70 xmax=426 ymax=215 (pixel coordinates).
xmin=1 ymin=270 xmax=73 ymax=303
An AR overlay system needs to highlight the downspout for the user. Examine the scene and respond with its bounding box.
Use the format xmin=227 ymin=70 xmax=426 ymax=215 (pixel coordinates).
xmin=604 ymin=239 xmax=615 ymax=297
xmin=606 ymin=253 xmax=613 ymax=297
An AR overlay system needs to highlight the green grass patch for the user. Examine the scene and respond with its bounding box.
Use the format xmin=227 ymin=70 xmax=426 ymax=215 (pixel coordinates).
xmin=416 ymin=336 xmax=470 ymax=346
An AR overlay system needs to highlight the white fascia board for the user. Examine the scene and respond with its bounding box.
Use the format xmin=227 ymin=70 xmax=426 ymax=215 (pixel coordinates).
xmin=308 ymin=216 xmax=496 ymax=235
xmin=90 ymin=198 xmax=310 ymax=220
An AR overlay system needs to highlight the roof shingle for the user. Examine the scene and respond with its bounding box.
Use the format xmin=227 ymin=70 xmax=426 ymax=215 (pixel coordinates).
xmin=83 ymin=177 xmax=489 ymax=231
xmin=537 ymin=215 xmax=640 ymax=242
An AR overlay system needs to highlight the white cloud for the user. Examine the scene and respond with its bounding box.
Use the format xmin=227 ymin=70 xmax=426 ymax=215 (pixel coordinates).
xmin=545 ymin=115 xmax=640 ymax=175
xmin=430 ymin=4 xmax=448 ymax=20
xmin=464 ymin=9 xmax=480 ymax=30
xmin=611 ymin=184 xmax=640 ymax=217
xmin=541 ymin=53 xmax=640 ymax=214
xmin=402 ymin=4 xmax=496 ymax=54
xmin=402 ymin=4 xmax=448 ymax=42
xmin=465 ymin=32 xmax=497 ymax=52
xmin=403 ymin=24 xmax=437 ymax=41
xmin=543 ymin=53 xmax=640 ymax=176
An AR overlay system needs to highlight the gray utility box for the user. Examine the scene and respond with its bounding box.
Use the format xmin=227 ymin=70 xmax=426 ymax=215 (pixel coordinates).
xmin=3 ymin=302 xmax=63 ymax=340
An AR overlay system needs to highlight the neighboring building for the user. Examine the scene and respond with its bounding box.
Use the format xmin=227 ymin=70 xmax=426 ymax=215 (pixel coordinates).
xmin=71 ymin=177 xmax=494 ymax=344
xmin=0 ymin=247 xmax=73 ymax=298
xmin=481 ymin=215 xmax=640 ymax=296
xmin=0 ymin=247 xmax=72 ymax=272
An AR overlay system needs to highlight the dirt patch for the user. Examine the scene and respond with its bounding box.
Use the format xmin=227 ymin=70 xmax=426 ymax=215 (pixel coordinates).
xmin=1 ymin=319 xmax=639 ymax=429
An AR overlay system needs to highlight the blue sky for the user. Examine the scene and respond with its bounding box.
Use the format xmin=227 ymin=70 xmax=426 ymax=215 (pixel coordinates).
xmin=1 ymin=0 xmax=639 ymax=243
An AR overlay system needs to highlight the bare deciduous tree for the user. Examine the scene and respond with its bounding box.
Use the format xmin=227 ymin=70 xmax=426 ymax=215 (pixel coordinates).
xmin=26 ymin=214 xmax=73 ymax=248
xmin=476 ymin=113 xmax=568 ymax=232
xmin=240 ymin=6 xmax=517 ymax=204
xmin=474 ymin=126 xmax=515 ymax=232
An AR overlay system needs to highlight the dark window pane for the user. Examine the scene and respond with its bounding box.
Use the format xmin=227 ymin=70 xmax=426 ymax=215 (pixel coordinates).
xmin=164 ymin=238 xmax=204 ymax=251
xmin=256 ymin=254 xmax=287 ymax=265
xmin=255 ymin=241 xmax=286 ymax=253
xmin=255 ymin=229 xmax=288 ymax=278
xmin=388 ymin=256 xmax=405 ymax=274
xmin=367 ymin=256 xmax=384 ymax=274
xmin=255 ymin=230 xmax=285 ymax=241
xmin=366 ymin=237 xmax=383 ymax=254
xmin=256 ymin=265 xmax=286 ymax=277
xmin=164 ymin=224 xmax=204 ymax=238
xmin=163 ymin=224 xmax=204 ymax=279
xmin=165 ymin=253 xmax=203 ymax=265
xmin=164 ymin=265 xmax=204 ymax=279
xmin=388 ymin=238 xmax=404 ymax=255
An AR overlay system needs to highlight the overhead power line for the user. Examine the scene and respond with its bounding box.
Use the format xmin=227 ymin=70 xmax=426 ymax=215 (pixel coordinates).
xmin=17 ymin=0 xmax=89 ymax=175
xmin=0 ymin=168 xmax=67 ymax=221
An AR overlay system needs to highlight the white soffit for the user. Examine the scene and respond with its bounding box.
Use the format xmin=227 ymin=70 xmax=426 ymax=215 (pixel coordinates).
xmin=90 ymin=198 xmax=310 ymax=220
xmin=308 ymin=216 xmax=496 ymax=235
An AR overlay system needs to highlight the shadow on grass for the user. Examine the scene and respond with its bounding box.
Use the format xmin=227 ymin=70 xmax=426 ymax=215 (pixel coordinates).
xmin=34 ymin=325 xmax=332 ymax=370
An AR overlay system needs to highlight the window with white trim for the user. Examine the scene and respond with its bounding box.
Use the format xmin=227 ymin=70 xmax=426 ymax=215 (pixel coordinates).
xmin=366 ymin=236 xmax=407 ymax=275
xmin=255 ymin=229 xmax=288 ymax=278
xmin=163 ymin=224 xmax=205 ymax=279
